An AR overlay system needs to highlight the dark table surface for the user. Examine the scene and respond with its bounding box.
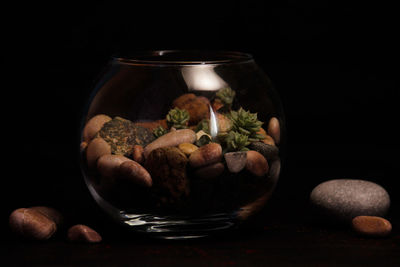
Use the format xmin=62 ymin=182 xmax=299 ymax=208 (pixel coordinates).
xmin=4 ymin=198 xmax=400 ymax=267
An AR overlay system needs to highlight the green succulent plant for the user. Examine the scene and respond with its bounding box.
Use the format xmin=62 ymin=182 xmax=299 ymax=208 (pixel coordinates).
xmin=229 ymin=107 xmax=265 ymax=142
xmin=216 ymin=87 xmax=236 ymax=108
xmin=195 ymin=119 xmax=210 ymax=134
xmin=224 ymin=131 xmax=251 ymax=152
xmin=153 ymin=125 xmax=168 ymax=138
xmin=166 ymin=108 xmax=190 ymax=129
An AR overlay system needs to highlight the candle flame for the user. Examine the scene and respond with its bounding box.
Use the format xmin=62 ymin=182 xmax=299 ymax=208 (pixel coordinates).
xmin=209 ymin=105 xmax=219 ymax=138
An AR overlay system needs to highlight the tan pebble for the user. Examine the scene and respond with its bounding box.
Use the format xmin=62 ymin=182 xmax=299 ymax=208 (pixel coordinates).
xmin=194 ymin=162 xmax=225 ymax=179
xmin=144 ymin=129 xmax=196 ymax=158
xmin=118 ymin=160 xmax=153 ymax=187
xmin=352 ymin=216 xmax=392 ymax=237
xmin=82 ymin=114 xmax=111 ymax=142
xmin=97 ymin=154 xmax=131 ymax=178
xmin=178 ymin=143 xmax=198 ymax=156
xmin=246 ymin=150 xmax=269 ymax=176
xmin=9 ymin=208 xmax=57 ymax=240
xmin=132 ymin=145 xmax=144 ymax=163
xmin=30 ymin=206 xmax=63 ymax=227
xmin=189 ymin=143 xmax=222 ymax=168
xmin=67 ymin=224 xmax=102 ymax=243
xmin=86 ymin=137 xmax=111 ymax=169
xmin=267 ymin=117 xmax=280 ymax=145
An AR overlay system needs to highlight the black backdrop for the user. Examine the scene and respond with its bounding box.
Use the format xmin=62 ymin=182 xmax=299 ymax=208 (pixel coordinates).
xmin=2 ymin=1 xmax=399 ymax=238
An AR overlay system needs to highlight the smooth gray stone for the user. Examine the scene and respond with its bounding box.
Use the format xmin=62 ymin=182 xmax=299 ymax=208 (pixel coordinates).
xmin=310 ymin=179 xmax=390 ymax=222
xmin=249 ymin=142 xmax=279 ymax=161
xmin=224 ymin=152 xmax=247 ymax=173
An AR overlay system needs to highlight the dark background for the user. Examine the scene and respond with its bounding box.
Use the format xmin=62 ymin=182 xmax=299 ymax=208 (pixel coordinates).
xmin=2 ymin=1 xmax=400 ymax=265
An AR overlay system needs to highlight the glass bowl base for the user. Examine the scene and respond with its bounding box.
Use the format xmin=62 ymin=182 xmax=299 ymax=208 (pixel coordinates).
xmin=120 ymin=212 xmax=237 ymax=240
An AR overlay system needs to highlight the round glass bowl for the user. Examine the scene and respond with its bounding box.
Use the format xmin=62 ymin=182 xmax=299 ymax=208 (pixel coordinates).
xmin=80 ymin=50 xmax=285 ymax=239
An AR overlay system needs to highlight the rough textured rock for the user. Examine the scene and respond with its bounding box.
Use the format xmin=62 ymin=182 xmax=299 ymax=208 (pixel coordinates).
xmin=352 ymin=216 xmax=392 ymax=237
xmin=310 ymin=179 xmax=391 ymax=222
xmin=172 ymin=93 xmax=210 ymax=125
xmin=97 ymin=116 xmax=155 ymax=156
xmin=145 ymin=147 xmax=190 ymax=206
xmin=224 ymin=152 xmax=247 ymax=173
xmin=249 ymin=141 xmax=279 ymax=161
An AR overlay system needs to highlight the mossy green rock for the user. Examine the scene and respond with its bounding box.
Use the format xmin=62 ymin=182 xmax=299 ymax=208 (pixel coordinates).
xmin=97 ymin=117 xmax=155 ymax=156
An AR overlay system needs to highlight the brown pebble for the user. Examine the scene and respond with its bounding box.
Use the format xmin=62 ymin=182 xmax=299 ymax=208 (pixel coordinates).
xmin=267 ymin=117 xmax=280 ymax=145
xmin=30 ymin=206 xmax=63 ymax=227
xmin=82 ymin=114 xmax=112 ymax=142
xmin=172 ymin=93 xmax=210 ymax=125
xmin=194 ymin=162 xmax=225 ymax=179
xmin=352 ymin=216 xmax=392 ymax=237
xmin=212 ymin=98 xmax=224 ymax=111
xmin=132 ymin=145 xmax=144 ymax=164
xmin=178 ymin=143 xmax=198 ymax=156
xmin=135 ymin=119 xmax=168 ymax=132
xmin=67 ymin=224 xmax=102 ymax=243
xmin=9 ymin=208 xmax=56 ymax=240
xmin=189 ymin=143 xmax=222 ymax=168
xmin=144 ymin=129 xmax=196 ymax=158
xmin=86 ymin=137 xmax=112 ymax=169
xmin=118 ymin=160 xmax=153 ymax=187
xmin=246 ymin=151 xmax=269 ymax=176
xmin=97 ymin=154 xmax=131 ymax=178
xmin=256 ymin=128 xmax=275 ymax=146
xmin=216 ymin=113 xmax=232 ymax=133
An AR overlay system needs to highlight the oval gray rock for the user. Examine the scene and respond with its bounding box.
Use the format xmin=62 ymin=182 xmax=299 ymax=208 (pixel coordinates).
xmin=310 ymin=179 xmax=390 ymax=222
xmin=224 ymin=152 xmax=247 ymax=173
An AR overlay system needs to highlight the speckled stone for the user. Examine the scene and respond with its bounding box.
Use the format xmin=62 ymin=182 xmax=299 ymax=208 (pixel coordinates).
xmin=249 ymin=142 xmax=279 ymax=161
xmin=310 ymin=179 xmax=390 ymax=222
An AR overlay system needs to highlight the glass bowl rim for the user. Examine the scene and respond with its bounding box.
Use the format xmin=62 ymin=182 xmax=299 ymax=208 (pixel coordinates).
xmin=112 ymin=50 xmax=254 ymax=66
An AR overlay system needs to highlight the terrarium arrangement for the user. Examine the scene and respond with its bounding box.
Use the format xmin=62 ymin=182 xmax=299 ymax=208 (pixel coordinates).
xmin=79 ymin=51 xmax=284 ymax=238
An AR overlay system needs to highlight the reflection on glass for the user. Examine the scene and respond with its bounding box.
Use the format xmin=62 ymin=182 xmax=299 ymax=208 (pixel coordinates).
xmin=181 ymin=65 xmax=228 ymax=91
